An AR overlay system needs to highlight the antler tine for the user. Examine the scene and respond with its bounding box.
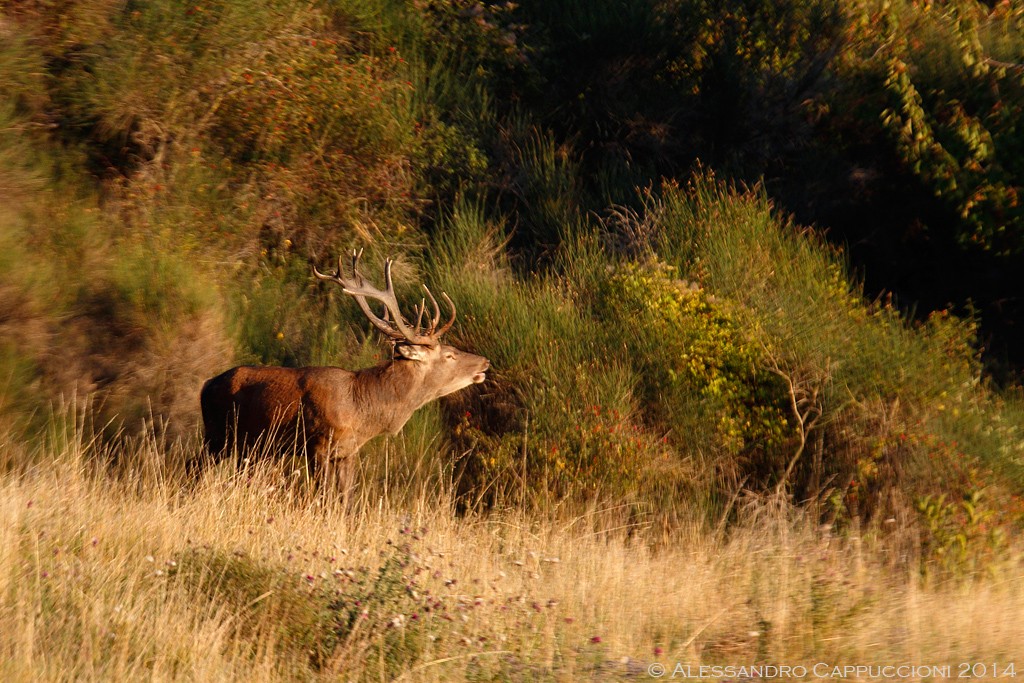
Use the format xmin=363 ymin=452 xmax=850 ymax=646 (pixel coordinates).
xmin=313 ymin=259 xmax=341 ymax=284
xmin=383 ymin=257 xmax=395 ymax=296
xmin=379 ymin=258 xmax=421 ymax=334
xmin=414 ymin=298 xmax=427 ymax=334
xmin=421 ymin=285 xmax=442 ymax=334
xmin=350 ymin=248 xmax=364 ymax=284
xmin=434 ymin=291 xmax=457 ymax=337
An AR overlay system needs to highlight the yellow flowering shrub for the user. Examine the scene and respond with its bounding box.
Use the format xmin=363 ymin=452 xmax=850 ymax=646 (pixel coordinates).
xmin=602 ymin=259 xmax=790 ymax=458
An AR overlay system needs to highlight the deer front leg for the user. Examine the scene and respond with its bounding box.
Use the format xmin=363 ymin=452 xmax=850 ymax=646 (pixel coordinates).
xmin=325 ymin=455 xmax=356 ymax=503
xmin=308 ymin=435 xmax=357 ymax=500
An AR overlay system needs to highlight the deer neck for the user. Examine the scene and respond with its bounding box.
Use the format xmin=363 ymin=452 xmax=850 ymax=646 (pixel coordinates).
xmin=352 ymin=359 xmax=433 ymax=436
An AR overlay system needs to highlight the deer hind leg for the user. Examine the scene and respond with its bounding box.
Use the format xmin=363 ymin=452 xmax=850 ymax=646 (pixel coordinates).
xmin=199 ymin=394 xmax=228 ymax=459
xmin=193 ymin=387 xmax=233 ymax=478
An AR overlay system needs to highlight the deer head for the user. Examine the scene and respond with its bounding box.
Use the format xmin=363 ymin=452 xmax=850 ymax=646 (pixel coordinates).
xmin=313 ymin=249 xmax=489 ymax=401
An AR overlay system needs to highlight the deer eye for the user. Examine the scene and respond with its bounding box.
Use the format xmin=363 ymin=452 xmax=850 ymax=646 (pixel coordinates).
xmin=445 ymin=352 xmax=456 ymax=360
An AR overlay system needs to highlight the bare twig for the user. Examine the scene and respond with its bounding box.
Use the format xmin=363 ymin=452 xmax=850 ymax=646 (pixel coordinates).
xmin=761 ymin=346 xmax=829 ymax=495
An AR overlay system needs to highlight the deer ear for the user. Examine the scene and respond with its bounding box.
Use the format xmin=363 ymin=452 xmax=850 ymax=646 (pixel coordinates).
xmin=396 ymin=344 xmax=429 ymax=362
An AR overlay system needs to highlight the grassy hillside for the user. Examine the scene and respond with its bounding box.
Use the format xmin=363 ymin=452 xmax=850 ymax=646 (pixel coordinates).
xmin=2 ymin=435 xmax=1022 ymax=680
xmin=1 ymin=0 xmax=1023 ymax=678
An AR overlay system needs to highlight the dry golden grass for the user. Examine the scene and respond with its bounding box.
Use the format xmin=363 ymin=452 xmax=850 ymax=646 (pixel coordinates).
xmin=0 ymin=429 xmax=1021 ymax=682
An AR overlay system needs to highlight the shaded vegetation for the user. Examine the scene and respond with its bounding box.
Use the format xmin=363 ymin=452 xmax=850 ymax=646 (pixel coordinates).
xmin=1 ymin=0 xmax=1023 ymax=577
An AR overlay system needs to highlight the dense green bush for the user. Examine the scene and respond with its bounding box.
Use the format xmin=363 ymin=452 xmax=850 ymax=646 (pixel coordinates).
xmin=1 ymin=0 xmax=1022 ymax=560
xmin=644 ymin=175 xmax=1024 ymax=530
xmin=208 ymin=25 xmax=421 ymax=250
xmin=840 ymin=0 xmax=1024 ymax=254
xmin=599 ymin=258 xmax=790 ymax=457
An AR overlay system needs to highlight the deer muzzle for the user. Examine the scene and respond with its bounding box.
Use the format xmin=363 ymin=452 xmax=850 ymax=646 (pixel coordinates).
xmin=472 ymin=359 xmax=490 ymax=384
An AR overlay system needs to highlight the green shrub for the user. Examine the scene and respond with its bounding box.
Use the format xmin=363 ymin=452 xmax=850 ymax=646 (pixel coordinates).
xmin=0 ymin=341 xmax=41 ymax=441
xmin=103 ymin=240 xmax=214 ymax=327
xmin=916 ymin=489 xmax=1011 ymax=578
xmin=840 ymin=0 xmax=1024 ymax=254
xmin=426 ymin=209 xmax=658 ymax=505
xmin=34 ymin=0 xmax=430 ymax=255
xmin=209 ymin=24 xmax=420 ymax=249
xmin=640 ymin=174 xmax=1024 ymax=532
xmin=599 ymin=258 xmax=790 ymax=460
xmin=71 ymin=240 xmax=232 ymax=438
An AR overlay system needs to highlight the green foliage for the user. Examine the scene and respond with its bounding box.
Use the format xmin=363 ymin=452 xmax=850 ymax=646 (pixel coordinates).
xmin=653 ymin=174 xmax=987 ymax=406
xmin=2 ymin=0 xmax=1024 ymax=575
xmin=324 ymin=542 xmax=436 ymax=677
xmin=489 ymin=0 xmax=843 ymax=188
xmin=413 ymin=0 xmax=528 ymax=79
xmin=454 ymin=360 xmax=673 ymax=505
xmin=0 ymin=341 xmax=41 ymax=438
xmin=33 ymin=0 xmax=434 ymax=253
xmin=101 ymin=240 xmax=214 ymax=328
xmin=866 ymin=1 xmax=1024 ymax=254
xmin=233 ymin=261 xmax=322 ymax=368
xmin=209 ymin=26 xmax=420 ymax=247
xmin=620 ymin=174 xmax=1024 ymax=531
xmin=498 ymin=122 xmax=584 ymax=248
xmin=916 ymin=489 xmax=1009 ymax=577
xmin=44 ymin=0 xmax=304 ymax=153
xmin=434 ymin=208 xmax=786 ymax=509
xmin=600 ymin=258 xmax=790 ymax=458
xmin=427 ymin=209 xmax=669 ymax=505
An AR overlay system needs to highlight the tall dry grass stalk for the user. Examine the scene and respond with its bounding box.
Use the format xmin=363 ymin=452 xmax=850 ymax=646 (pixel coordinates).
xmin=0 ymin=429 xmax=1021 ymax=681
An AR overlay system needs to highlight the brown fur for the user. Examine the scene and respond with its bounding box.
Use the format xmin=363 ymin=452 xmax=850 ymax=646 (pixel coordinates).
xmin=199 ymin=343 xmax=489 ymax=488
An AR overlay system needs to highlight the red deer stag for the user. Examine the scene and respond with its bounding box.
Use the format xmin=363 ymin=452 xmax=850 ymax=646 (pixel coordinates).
xmin=198 ymin=250 xmax=489 ymax=488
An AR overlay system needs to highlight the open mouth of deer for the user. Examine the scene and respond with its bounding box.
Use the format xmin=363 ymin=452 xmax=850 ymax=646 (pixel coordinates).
xmin=472 ymin=360 xmax=490 ymax=384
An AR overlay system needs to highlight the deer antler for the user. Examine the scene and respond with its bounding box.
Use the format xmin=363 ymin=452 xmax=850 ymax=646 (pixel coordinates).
xmin=313 ymin=249 xmax=456 ymax=346
xmin=420 ymin=284 xmax=456 ymax=338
